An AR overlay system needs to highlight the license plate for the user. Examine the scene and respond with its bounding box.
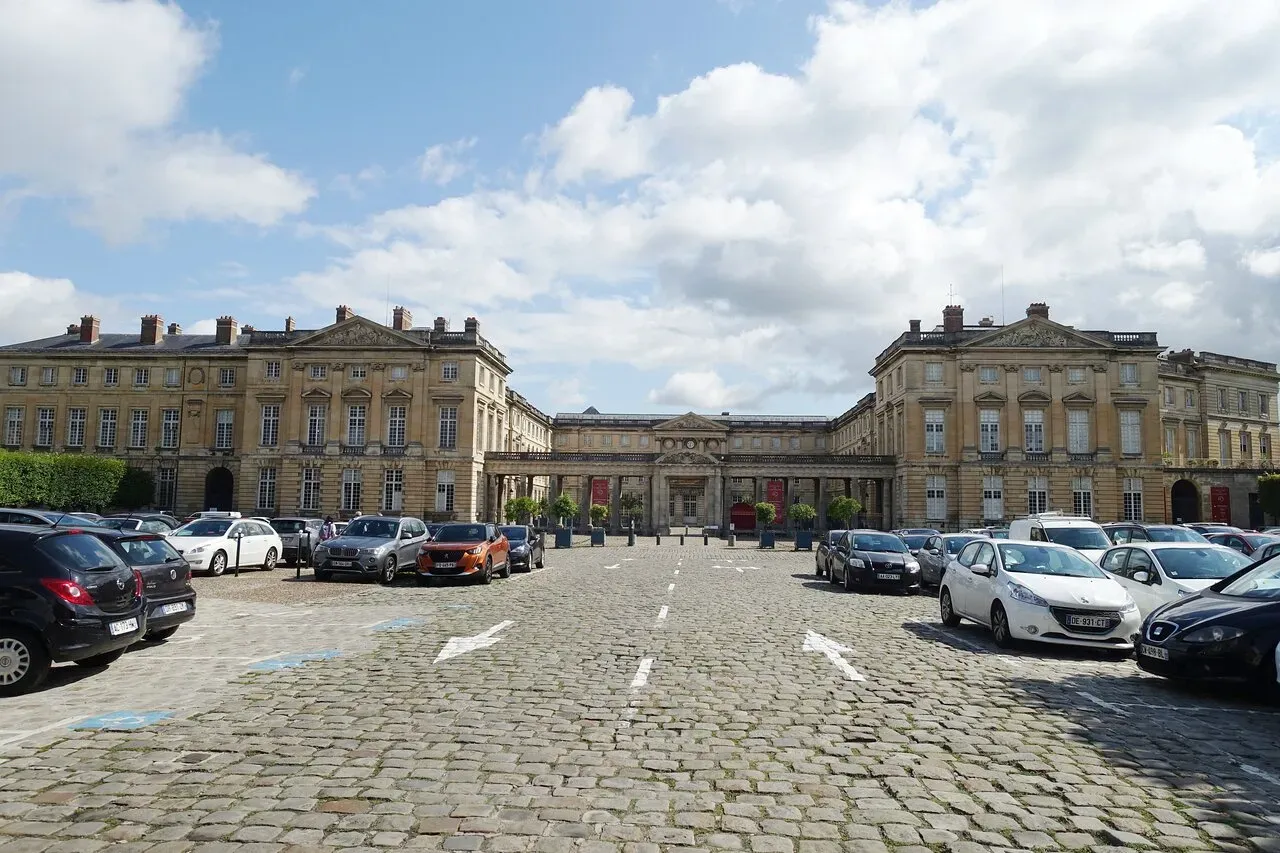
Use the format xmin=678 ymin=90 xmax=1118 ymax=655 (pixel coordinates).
xmin=876 ymin=573 xmax=901 ymax=581
xmin=109 ymin=618 xmax=138 ymax=636
xmin=329 ymin=560 xmax=352 ymax=567
xmin=160 ymin=602 xmax=188 ymax=616
xmin=1067 ymin=615 xmax=1112 ymax=629
xmin=1140 ymin=644 xmax=1169 ymax=661
xmin=434 ymin=561 xmax=457 ymax=569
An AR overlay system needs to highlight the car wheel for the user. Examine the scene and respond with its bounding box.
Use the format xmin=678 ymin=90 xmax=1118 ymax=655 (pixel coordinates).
xmin=379 ymin=555 xmax=398 ymax=586
xmin=991 ymin=602 xmax=1015 ymax=649
xmin=146 ymin=626 xmax=180 ymax=642
xmin=828 ymin=564 xmax=840 ymax=586
xmin=843 ymin=564 xmax=856 ymax=592
xmin=535 ymin=557 xmax=544 ymax=569
xmin=76 ymin=648 xmax=125 ymax=668
xmin=0 ymin=629 xmax=50 ymax=697
xmin=500 ymin=558 xmax=511 ymax=579
xmin=209 ymin=551 xmax=228 ymax=576
xmin=815 ymin=556 xmax=825 ymax=578
xmin=262 ymin=548 xmax=278 ymax=571
xmin=479 ymin=558 xmax=493 ymax=585
xmin=939 ymin=588 xmax=962 ymax=627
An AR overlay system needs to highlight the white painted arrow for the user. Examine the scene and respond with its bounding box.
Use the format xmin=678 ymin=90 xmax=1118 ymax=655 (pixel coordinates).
xmin=803 ymin=630 xmax=865 ymax=681
xmin=434 ymin=621 xmax=514 ymax=663
xmin=604 ymin=564 xmax=620 ymax=569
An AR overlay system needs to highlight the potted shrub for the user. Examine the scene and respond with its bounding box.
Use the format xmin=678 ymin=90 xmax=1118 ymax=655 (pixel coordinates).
xmin=551 ymin=493 xmax=578 ymax=549
xmin=828 ymin=495 xmax=862 ymax=532
xmin=589 ymin=503 xmax=609 ymax=546
xmin=755 ymin=501 xmax=777 ymax=549
xmin=789 ymin=503 xmax=817 ymax=550
xmin=504 ymin=496 xmax=538 ymax=524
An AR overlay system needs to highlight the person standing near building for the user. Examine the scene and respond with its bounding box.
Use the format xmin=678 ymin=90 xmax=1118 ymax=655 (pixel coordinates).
xmin=319 ymin=515 xmax=336 ymax=542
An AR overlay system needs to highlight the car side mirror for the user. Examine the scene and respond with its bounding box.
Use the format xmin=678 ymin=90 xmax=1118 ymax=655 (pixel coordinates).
xmin=970 ymin=562 xmax=990 ymax=576
xmin=401 ymin=530 xmax=413 ymax=539
xmin=928 ymin=548 xmax=940 ymax=555
xmin=1131 ymin=570 xmax=1151 ymax=584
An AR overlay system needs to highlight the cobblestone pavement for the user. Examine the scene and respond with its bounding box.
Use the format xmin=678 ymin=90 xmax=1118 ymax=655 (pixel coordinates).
xmin=1 ymin=545 xmax=1278 ymax=853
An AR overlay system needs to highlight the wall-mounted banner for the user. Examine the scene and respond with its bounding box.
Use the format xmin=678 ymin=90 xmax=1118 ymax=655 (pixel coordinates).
xmin=766 ymin=480 xmax=785 ymax=523
xmin=591 ymin=478 xmax=610 ymax=507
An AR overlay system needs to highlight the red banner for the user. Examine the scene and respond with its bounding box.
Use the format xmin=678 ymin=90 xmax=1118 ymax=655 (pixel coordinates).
xmin=766 ymin=480 xmax=785 ymax=525
xmin=1211 ymin=486 xmax=1231 ymax=523
xmin=591 ymin=478 xmax=609 ymax=508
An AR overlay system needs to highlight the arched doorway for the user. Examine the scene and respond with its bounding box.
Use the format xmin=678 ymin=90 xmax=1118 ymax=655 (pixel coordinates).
xmin=1170 ymin=479 xmax=1199 ymax=523
xmin=204 ymin=467 xmax=234 ymax=511
xmin=729 ymin=502 xmax=756 ymax=532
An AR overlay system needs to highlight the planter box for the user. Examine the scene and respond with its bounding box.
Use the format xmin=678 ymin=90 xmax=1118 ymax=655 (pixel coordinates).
xmin=554 ymin=528 xmax=573 ymax=549
xmin=794 ymin=530 xmax=814 ymax=551
xmin=590 ymin=528 xmax=606 ymax=546
xmin=759 ymin=530 xmax=776 ymax=549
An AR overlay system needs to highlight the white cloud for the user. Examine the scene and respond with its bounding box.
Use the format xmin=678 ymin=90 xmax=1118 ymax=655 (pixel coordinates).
xmin=287 ymin=66 xmax=306 ymax=89
xmin=648 ymin=371 xmax=760 ymax=409
xmin=0 ymin=0 xmax=314 ymax=242
xmin=330 ymin=165 xmax=386 ymax=199
xmin=0 ymin=272 xmax=120 ymax=343
xmin=545 ymin=378 xmax=587 ymax=409
xmin=1244 ymin=248 xmax=1280 ymax=277
xmin=1124 ymin=239 xmax=1207 ymax=273
xmin=185 ymin=318 xmax=219 ymax=336
xmin=418 ymin=138 xmax=477 ymax=186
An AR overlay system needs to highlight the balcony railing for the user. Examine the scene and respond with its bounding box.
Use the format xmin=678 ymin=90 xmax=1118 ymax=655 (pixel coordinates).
xmin=383 ymin=445 xmax=406 ymax=457
xmin=301 ymin=444 xmax=325 ymax=456
xmin=1024 ymin=451 xmax=1051 ymax=463
xmin=979 ymin=450 xmax=1005 ymax=462
xmin=341 ymin=444 xmax=366 ymax=456
xmin=1068 ymin=452 xmax=1096 ymax=464
xmin=720 ymin=454 xmax=896 ymax=466
xmin=486 ymin=451 xmax=659 ymax=463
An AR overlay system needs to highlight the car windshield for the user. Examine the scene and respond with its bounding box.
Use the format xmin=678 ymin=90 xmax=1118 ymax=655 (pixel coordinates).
xmin=99 ymin=518 xmax=134 ymax=530
xmin=901 ymin=535 xmax=930 ymax=549
xmin=1043 ymin=526 xmax=1112 ymax=550
xmin=990 ymin=529 xmax=1009 ymax=539
xmin=852 ymin=534 xmax=909 ymax=553
xmin=1217 ymin=558 xmax=1280 ymax=599
xmin=998 ymin=543 xmax=1107 ymax=578
xmin=115 ymin=537 xmax=182 ymax=566
xmin=37 ymin=532 xmax=125 ymax=572
xmin=36 ymin=512 xmax=107 ymax=528
xmin=173 ymin=520 xmax=232 ymax=537
xmin=1153 ymin=547 xmax=1252 ymax=580
xmin=271 ymin=520 xmax=307 ymax=534
xmin=435 ymin=524 xmax=488 ymax=543
xmin=902 ymin=529 xmax=937 ymax=536
xmin=342 ymin=519 xmax=398 ymax=539
xmin=945 ymin=536 xmax=980 ymax=554
xmin=1146 ymin=527 xmax=1207 ymax=543
xmin=825 ymin=530 xmax=847 ymax=545
xmin=1244 ymin=534 xmax=1280 ymax=548
xmin=499 ymin=527 xmax=527 ymax=541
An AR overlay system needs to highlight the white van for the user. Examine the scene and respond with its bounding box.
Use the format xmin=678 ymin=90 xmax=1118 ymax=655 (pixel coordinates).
xmin=1007 ymin=512 xmax=1112 ymax=562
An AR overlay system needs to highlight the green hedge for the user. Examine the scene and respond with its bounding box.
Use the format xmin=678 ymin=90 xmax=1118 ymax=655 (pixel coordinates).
xmin=0 ymin=451 xmax=127 ymax=511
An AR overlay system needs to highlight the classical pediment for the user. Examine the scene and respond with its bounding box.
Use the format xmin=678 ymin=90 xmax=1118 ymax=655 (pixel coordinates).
xmin=656 ymin=450 xmax=721 ymax=466
xmin=292 ymin=317 xmax=424 ymax=350
xmin=382 ymin=388 xmax=413 ymax=400
xmin=301 ymin=388 xmax=332 ymax=400
xmin=961 ymin=318 xmax=1105 ymax=350
xmin=1062 ymin=390 xmax=1095 ymax=405
xmin=973 ymin=390 xmax=1007 ymax=405
xmin=1017 ymin=389 xmax=1052 ymax=404
xmin=341 ymin=387 xmax=373 ymax=400
xmin=653 ymin=412 xmax=729 ymax=432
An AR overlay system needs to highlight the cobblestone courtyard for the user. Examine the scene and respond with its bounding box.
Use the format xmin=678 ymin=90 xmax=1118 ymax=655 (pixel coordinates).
xmin=1 ymin=545 xmax=1279 ymax=853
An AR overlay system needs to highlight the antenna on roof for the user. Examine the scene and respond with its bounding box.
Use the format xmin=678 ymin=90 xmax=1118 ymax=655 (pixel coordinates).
xmin=1000 ymin=265 xmax=1006 ymax=325
xmin=384 ymin=276 xmax=391 ymax=326
xmin=947 ymin=283 xmax=956 ymax=303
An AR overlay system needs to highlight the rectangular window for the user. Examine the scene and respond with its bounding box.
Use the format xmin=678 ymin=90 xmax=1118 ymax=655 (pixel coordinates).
xmin=639 ymin=436 xmax=650 ymax=448
xmin=301 ymin=468 xmax=321 ymax=512
xmin=1067 ymin=409 xmax=1090 ymax=454
xmin=346 ymin=404 xmax=367 ymax=446
xmin=164 ymin=367 xmax=181 ymax=387
xmin=602 ymin=434 xmax=613 ymax=447
xmin=924 ymin=362 xmax=943 ymax=383
xmin=1163 ymin=387 xmax=1174 ymax=406
xmin=1218 ymin=388 xmax=1227 ymax=412
xmin=4 ymin=407 xmax=24 ymax=446
xmin=1220 ymin=430 xmax=1232 ymax=464
xmin=1262 ymin=394 xmax=1270 ymax=420
xmin=924 ymin=409 xmax=945 ymax=453
xmin=219 ymin=367 xmax=236 ymax=387
xmin=310 ymin=364 xmax=328 ymax=380
xmin=979 ymin=409 xmax=1000 ymax=452
xmin=40 ymin=366 xmax=56 ymax=385
xmin=979 ymin=366 xmax=1000 ymax=383
xmin=1187 ymin=429 xmax=1198 ymax=459
xmin=1067 ymin=367 xmax=1086 ymax=383
xmin=161 ymin=408 xmax=180 ymax=449
xmin=982 ymin=476 xmax=1003 ymax=521
xmin=67 ymin=408 xmax=86 ymax=448
xmin=1023 ymin=410 xmax=1045 ymax=453
xmin=386 ymin=406 xmax=407 ymax=447
xmin=771 ymin=437 xmax=781 ymax=450
xmin=1023 ymin=367 xmax=1042 ymax=383
xmin=1027 ymin=475 xmax=1048 ymax=515
xmin=8 ymin=366 xmax=26 ymax=386
xmin=134 ymin=368 xmax=150 ymax=387
xmin=1164 ymin=426 xmax=1177 ymax=455
xmin=156 ymin=468 xmax=176 ymax=509
xmin=439 ymin=406 xmax=458 ymax=450
xmin=1120 ymin=363 xmax=1138 ymax=386
xmin=390 ymin=365 xmax=408 ymax=380
xmin=341 ymin=469 xmax=363 ymax=512
xmin=307 ymin=405 xmax=327 ymax=446
xmin=789 ymin=436 xmax=800 ymax=450
xmin=129 ymin=409 xmax=149 ymax=448
xmin=925 ymin=475 xmax=946 ymax=521
xmin=1072 ymin=477 xmax=1093 ymax=518
xmin=349 ymin=364 xmax=367 ymax=380
xmin=383 ymin=469 xmax=404 ymax=512
xmin=104 ymin=367 xmax=118 ymax=387
xmin=815 ymin=436 xmax=826 ymax=449
xmin=1119 ymin=409 xmax=1142 ymax=455
xmin=435 ymin=470 xmax=456 ymax=513
xmin=73 ymin=367 xmax=87 ymax=385
xmin=442 ymin=361 xmax=459 ymax=382
xmin=1239 ymin=390 xmax=1249 ymax=414
xmin=35 ymin=407 xmax=54 ymax=447
xmin=1240 ymin=431 xmax=1251 ymax=457
xmin=98 ymin=408 xmax=118 ymax=448
xmin=265 ymin=361 xmax=281 ymax=380
xmin=260 ymin=404 xmax=280 ymax=447
xmin=1185 ymin=390 xmax=1195 ymax=409
xmin=620 ymin=434 xmax=631 ymax=447
xmin=214 ymin=409 xmax=234 ymax=450
xmin=1263 ymin=434 xmax=1271 ymax=458
xmin=752 ymin=437 xmax=762 ymax=449
xmin=257 ymin=468 xmax=278 ymax=509
xmin=1123 ymin=477 xmax=1144 ymax=522
xmin=581 ymin=434 xmax=591 ymax=448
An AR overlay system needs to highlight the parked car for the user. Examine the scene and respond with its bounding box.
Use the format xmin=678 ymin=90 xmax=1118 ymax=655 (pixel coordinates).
xmin=69 ymin=512 xmax=104 ymax=523
xmin=814 ymin=529 xmax=848 ymax=578
xmin=166 ymin=517 xmax=283 ymax=575
xmin=0 ymin=509 xmax=108 ymax=527
xmin=918 ymin=533 xmax=987 ymax=587
xmin=312 ymin=515 xmax=429 ymax=584
xmin=425 ymin=523 xmax=444 ymax=540
xmin=1008 ymin=512 xmax=1112 ymax=562
xmin=1099 ymin=542 xmax=1254 ymax=618
xmin=1206 ymin=532 xmax=1280 ymax=557
xmin=963 ymin=527 xmax=1009 ymax=539
xmin=101 ymin=513 xmax=181 ymax=533
xmin=828 ymin=530 xmax=922 ymax=593
xmin=500 ymin=525 xmax=545 ymax=571
xmin=0 ymin=524 xmax=146 ymax=695
xmin=89 ymin=530 xmax=197 ymax=642
xmin=1102 ymin=523 xmax=1209 ymax=544
xmin=1184 ymin=523 xmax=1244 ymax=536
xmin=270 ymin=517 xmax=324 ymax=566
xmin=417 ymin=523 xmax=511 ymax=585
xmin=939 ymin=539 xmax=1140 ymax=652
xmin=898 ymin=533 xmax=932 ymax=556
xmin=1136 ymin=555 xmax=1280 ymax=696
xmin=895 ymin=528 xmax=941 ymax=537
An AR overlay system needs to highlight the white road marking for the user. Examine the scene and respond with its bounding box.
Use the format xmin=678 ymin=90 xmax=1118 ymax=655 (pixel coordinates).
xmin=165 ymin=634 xmax=204 ymax=646
xmin=657 ymin=605 xmax=669 ymax=621
xmin=0 ymin=716 xmax=85 ymax=748
xmin=803 ymin=630 xmax=865 ymax=682
xmin=623 ymin=558 xmax=635 ymax=561
xmin=630 ymin=657 xmax=654 ymax=688
xmin=604 ymin=564 xmax=620 ymax=569
xmin=1077 ymin=691 xmax=1129 ymax=716
xmin=434 ymin=621 xmax=515 ymax=663
xmin=673 ymin=570 xmax=679 ymax=576
xmin=244 ymin=650 xmax=291 ymax=666
xmin=1240 ymin=763 xmax=1280 ymax=787
xmin=735 ymin=567 xmax=744 ymax=573
xmin=677 ymin=560 xmax=682 ymax=566
xmin=667 ymin=583 xmax=675 ymax=592
xmin=910 ymin=620 xmax=1023 ymax=669
xmin=529 ymin=568 xmax=546 ymax=575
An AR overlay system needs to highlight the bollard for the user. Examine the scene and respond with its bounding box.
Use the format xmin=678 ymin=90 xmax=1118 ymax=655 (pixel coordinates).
xmin=656 ymin=533 xmax=661 ymax=545
xmin=234 ymin=531 xmax=243 ymax=577
xmin=728 ymin=523 xmax=736 ymax=547
xmin=703 ymin=533 xmax=709 ymax=545
xmin=679 ymin=533 xmax=685 ymax=546
xmin=628 ymin=530 xmax=636 ymax=546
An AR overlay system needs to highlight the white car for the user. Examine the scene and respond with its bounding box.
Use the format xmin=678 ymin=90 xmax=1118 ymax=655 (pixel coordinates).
xmin=1099 ymin=542 xmax=1254 ymax=618
xmin=939 ymin=538 xmax=1141 ymax=652
xmin=166 ymin=517 xmax=283 ymax=576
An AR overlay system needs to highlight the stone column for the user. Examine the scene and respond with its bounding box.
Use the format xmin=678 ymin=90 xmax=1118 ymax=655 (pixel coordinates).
xmin=526 ymin=474 xmax=534 ymax=498
xmin=657 ymin=471 xmax=670 ymax=533
xmin=816 ymin=477 xmax=827 ymax=531
xmin=611 ymin=476 xmax=622 ymax=534
xmin=549 ymin=475 xmax=560 ymax=527
xmin=647 ymin=474 xmax=657 ymax=534
xmin=581 ymin=475 xmax=592 ymax=530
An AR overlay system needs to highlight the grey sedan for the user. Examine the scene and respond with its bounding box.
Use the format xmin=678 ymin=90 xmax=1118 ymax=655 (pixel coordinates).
xmin=815 ymin=529 xmax=848 ymax=578
xmin=313 ymin=515 xmax=429 ymax=584
xmin=917 ymin=533 xmax=987 ymax=587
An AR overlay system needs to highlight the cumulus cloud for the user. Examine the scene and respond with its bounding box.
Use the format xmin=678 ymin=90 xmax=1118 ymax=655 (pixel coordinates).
xmin=330 ymin=165 xmax=386 ymax=199
xmin=0 ymin=272 xmax=120 ymax=343
xmin=0 ymin=0 xmax=314 ymax=242
xmin=648 ymin=371 xmax=760 ymax=409
xmin=418 ymin=138 xmax=477 ymax=186
xmin=1244 ymin=248 xmax=1280 ymax=277
xmin=545 ymin=378 xmax=587 ymax=409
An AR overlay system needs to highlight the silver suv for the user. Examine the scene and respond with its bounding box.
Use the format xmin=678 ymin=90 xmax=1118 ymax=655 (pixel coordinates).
xmin=270 ymin=517 xmax=324 ymax=566
xmin=313 ymin=516 xmax=429 ymax=584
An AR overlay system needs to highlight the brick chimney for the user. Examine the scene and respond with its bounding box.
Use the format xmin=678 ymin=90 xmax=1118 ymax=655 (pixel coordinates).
xmin=392 ymin=306 xmax=413 ymax=332
xmin=433 ymin=316 xmax=449 ymax=333
xmin=66 ymin=323 xmax=81 ymax=336
xmin=464 ymin=317 xmax=479 ymax=335
xmin=79 ymin=315 xmax=100 ymax=344
xmin=336 ymin=305 xmax=355 ymax=323
xmin=167 ymin=322 xmax=182 ymax=335
xmin=1026 ymin=302 xmax=1050 ymax=320
xmin=242 ymin=324 xmax=255 ymax=334
xmin=978 ymin=316 xmax=995 ymax=327
xmin=141 ymin=314 xmax=163 ymax=345
xmin=215 ymin=316 xmax=238 ymax=346
xmin=284 ymin=316 xmax=296 ymax=332
xmin=942 ymin=305 xmax=964 ymax=334
xmin=908 ymin=319 xmax=921 ymax=333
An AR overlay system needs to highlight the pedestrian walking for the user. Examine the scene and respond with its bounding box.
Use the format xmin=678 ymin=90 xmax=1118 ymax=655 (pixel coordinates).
xmin=319 ymin=515 xmax=336 ymax=542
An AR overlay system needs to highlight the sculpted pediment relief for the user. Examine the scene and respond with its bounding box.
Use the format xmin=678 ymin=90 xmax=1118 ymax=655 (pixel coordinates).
xmin=973 ymin=390 xmax=1007 ymax=405
xmin=653 ymin=412 xmax=728 ymax=432
xmin=1062 ymin=390 xmax=1095 ymax=405
xmin=382 ymin=388 xmax=413 ymax=400
xmin=341 ymin=387 xmax=374 ymax=400
xmin=301 ymin=388 xmax=332 ymax=400
xmin=656 ymin=450 xmax=721 ymax=466
xmin=293 ymin=317 xmax=423 ymax=350
xmin=962 ymin=318 xmax=1104 ymax=350
xmin=1017 ymin=389 xmax=1052 ymax=404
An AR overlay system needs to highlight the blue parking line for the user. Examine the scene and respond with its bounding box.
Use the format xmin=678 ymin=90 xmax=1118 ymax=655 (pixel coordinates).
xmin=247 ymin=650 xmax=342 ymax=671
xmin=371 ymin=617 xmax=426 ymax=632
xmin=70 ymin=711 xmax=174 ymax=731
xmin=441 ymin=604 xmax=473 ymax=610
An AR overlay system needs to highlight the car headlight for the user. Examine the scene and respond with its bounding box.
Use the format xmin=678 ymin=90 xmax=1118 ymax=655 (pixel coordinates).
xmin=358 ymin=548 xmax=382 ymax=557
xmin=905 ymin=560 xmax=920 ymax=571
xmin=1120 ymin=599 xmax=1139 ymax=613
xmin=849 ymin=558 xmax=864 ymax=568
xmin=187 ymin=544 xmax=209 ymax=554
xmin=1180 ymin=625 xmax=1246 ymax=644
xmin=468 ymin=546 xmax=483 ymax=555
xmin=1007 ymin=582 xmax=1048 ymax=607
xmin=511 ymin=544 xmax=529 ymax=554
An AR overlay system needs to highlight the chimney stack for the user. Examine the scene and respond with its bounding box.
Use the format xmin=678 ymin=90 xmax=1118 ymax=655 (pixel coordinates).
xmin=215 ymin=316 xmax=238 ymax=346
xmin=242 ymin=324 xmax=255 ymax=334
xmin=1026 ymin=302 xmax=1050 ymax=320
xmin=464 ymin=317 xmax=479 ymax=336
xmin=141 ymin=314 xmax=163 ymax=345
xmin=942 ymin=305 xmax=964 ymax=334
xmin=392 ymin=306 xmax=413 ymax=332
xmin=284 ymin=316 xmax=295 ymax=332
xmin=66 ymin=323 xmax=81 ymax=336
xmin=79 ymin=315 xmax=100 ymax=344
xmin=978 ymin=316 xmax=995 ymax=327
xmin=433 ymin=316 xmax=449 ymax=333
xmin=336 ymin=305 xmax=355 ymax=323
xmin=167 ymin=322 xmax=181 ymax=335
xmin=908 ymin=319 xmax=921 ymax=334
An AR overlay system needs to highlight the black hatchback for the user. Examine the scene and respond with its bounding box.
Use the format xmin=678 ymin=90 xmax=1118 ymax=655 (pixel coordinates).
xmin=0 ymin=524 xmax=146 ymax=695
xmin=89 ymin=530 xmax=196 ymax=642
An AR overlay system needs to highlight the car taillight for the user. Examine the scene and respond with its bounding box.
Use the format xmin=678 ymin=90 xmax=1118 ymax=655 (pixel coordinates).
xmin=134 ymin=569 xmax=144 ymax=597
xmin=40 ymin=578 xmax=95 ymax=606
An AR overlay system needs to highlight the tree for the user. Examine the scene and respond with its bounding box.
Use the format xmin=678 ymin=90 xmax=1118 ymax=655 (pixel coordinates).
xmin=589 ymin=503 xmax=609 ymax=527
xmin=114 ymin=467 xmax=156 ymax=510
xmin=754 ymin=501 xmax=777 ymax=530
xmin=828 ymin=495 xmax=863 ymax=528
xmin=551 ymin=493 xmax=579 ymax=526
xmin=1259 ymin=474 xmax=1280 ymax=525
xmin=788 ymin=503 xmax=817 ymax=530
xmin=619 ymin=493 xmax=645 ymax=523
xmin=504 ymin=496 xmax=539 ymax=523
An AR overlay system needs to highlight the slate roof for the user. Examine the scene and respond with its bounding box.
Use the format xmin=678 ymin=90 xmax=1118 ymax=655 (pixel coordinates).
xmin=0 ymin=332 xmax=251 ymax=354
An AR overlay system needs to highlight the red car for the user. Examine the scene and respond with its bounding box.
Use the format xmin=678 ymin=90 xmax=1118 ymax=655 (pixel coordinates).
xmin=417 ymin=522 xmax=510 ymax=584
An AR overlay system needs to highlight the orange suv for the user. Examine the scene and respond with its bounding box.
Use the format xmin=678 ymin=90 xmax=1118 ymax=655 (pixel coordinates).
xmin=417 ymin=522 xmax=510 ymax=585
